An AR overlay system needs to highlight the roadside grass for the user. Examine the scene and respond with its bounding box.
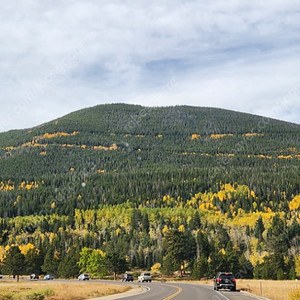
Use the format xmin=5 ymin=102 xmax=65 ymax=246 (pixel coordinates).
xmin=167 ymin=278 xmax=300 ymax=300
xmin=237 ymin=279 xmax=299 ymax=300
xmin=0 ymin=280 xmax=131 ymax=300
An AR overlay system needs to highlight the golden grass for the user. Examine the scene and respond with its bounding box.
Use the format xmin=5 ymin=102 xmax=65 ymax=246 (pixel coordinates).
xmin=174 ymin=279 xmax=300 ymax=300
xmin=0 ymin=280 xmax=131 ymax=300
xmin=237 ymin=279 xmax=300 ymax=300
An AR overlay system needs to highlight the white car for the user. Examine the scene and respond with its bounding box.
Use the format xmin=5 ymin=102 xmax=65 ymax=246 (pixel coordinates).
xmin=78 ymin=274 xmax=90 ymax=280
xmin=138 ymin=272 xmax=151 ymax=282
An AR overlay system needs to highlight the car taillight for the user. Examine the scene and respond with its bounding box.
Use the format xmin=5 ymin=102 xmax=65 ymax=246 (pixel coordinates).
xmin=233 ymin=279 xmax=236 ymax=283
xmin=217 ymin=278 xmax=221 ymax=282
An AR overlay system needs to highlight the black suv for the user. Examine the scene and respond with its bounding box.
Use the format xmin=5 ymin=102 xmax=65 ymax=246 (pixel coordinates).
xmin=122 ymin=273 xmax=134 ymax=282
xmin=214 ymin=272 xmax=236 ymax=291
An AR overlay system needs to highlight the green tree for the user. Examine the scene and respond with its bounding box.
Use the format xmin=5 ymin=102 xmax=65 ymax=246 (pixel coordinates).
xmin=192 ymin=255 xmax=209 ymax=279
xmin=3 ymin=246 xmax=26 ymax=281
xmin=254 ymin=216 xmax=265 ymax=241
xmin=58 ymin=248 xmax=80 ymax=278
xmin=42 ymin=247 xmax=59 ymax=276
xmin=190 ymin=211 xmax=201 ymax=230
xmin=105 ymin=251 xmax=128 ymax=280
xmin=163 ymin=229 xmax=196 ymax=276
xmin=25 ymin=248 xmax=43 ymax=275
xmin=77 ymin=248 xmax=107 ymax=278
xmin=197 ymin=231 xmax=210 ymax=258
xmin=161 ymin=254 xmax=177 ymax=276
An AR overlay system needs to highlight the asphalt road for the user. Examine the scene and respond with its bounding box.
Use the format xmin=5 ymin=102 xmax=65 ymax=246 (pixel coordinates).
xmin=96 ymin=280 xmax=260 ymax=300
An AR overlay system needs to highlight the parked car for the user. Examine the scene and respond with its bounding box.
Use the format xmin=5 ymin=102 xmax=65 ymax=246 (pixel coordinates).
xmin=78 ymin=274 xmax=90 ymax=280
xmin=214 ymin=272 xmax=236 ymax=291
xmin=0 ymin=274 xmax=3 ymax=279
xmin=122 ymin=273 xmax=134 ymax=282
xmin=30 ymin=274 xmax=39 ymax=280
xmin=137 ymin=272 xmax=151 ymax=283
xmin=44 ymin=274 xmax=54 ymax=280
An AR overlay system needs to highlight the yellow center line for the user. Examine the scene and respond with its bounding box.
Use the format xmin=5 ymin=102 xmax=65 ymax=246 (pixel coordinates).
xmin=162 ymin=284 xmax=183 ymax=300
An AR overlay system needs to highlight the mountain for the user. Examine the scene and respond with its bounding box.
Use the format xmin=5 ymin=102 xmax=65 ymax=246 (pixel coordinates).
xmin=0 ymin=103 xmax=299 ymax=217
xmin=0 ymin=104 xmax=299 ymax=281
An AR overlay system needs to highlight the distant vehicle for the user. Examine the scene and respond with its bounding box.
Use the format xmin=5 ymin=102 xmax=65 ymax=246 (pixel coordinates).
xmin=0 ymin=274 xmax=3 ymax=279
xmin=122 ymin=273 xmax=134 ymax=282
xmin=138 ymin=272 xmax=151 ymax=283
xmin=44 ymin=274 xmax=54 ymax=280
xmin=30 ymin=274 xmax=39 ymax=280
xmin=214 ymin=272 xmax=236 ymax=291
xmin=78 ymin=274 xmax=90 ymax=280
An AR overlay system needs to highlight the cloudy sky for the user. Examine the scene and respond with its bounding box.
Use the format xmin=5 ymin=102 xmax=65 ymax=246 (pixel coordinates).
xmin=1 ymin=1 xmax=300 ymax=132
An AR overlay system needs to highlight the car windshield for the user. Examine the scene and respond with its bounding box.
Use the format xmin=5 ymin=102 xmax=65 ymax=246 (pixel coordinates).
xmin=144 ymin=273 xmax=150 ymax=276
xmin=219 ymin=274 xmax=234 ymax=279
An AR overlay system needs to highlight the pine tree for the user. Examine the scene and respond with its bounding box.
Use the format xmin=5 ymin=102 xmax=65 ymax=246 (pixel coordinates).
xmin=42 ymin=247 xmax=59 ymax=276
xmin=25 ymin=248 xmax=43 ymax=275
xmin=190 ymin=211 xmax=201 ymax=230
xmin=3 ymin=246 xmax=26 ymax=281
xmin=105 ymin=251 xmax=128 ymax=280
xmin=254 ymin=216 xmax=265 ymax=241
xmin=192 ymin=255 xmax=209 ymax=279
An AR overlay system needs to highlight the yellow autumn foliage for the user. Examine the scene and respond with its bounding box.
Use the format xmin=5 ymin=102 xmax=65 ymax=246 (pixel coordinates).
xmin=39 ymin=131 xmax=79 ymax=140
xmin=178 ymin=224 xmax=185 ymax=232
xmin=289 ymin=195 xmax=300 ymax=211
xmin=162 ymin=225 xmax=169 ymax=234
xmin=278 ymin=155 xmax=293 ymax=160
xmin=211 ymin=133 xmax=234 ymax=139
xmin=19 ymin=243 xmax=35 ymax=255
xmin=190 ymin=134 xmax=200 ymax=140
xmin=151 ymin=263 xmax=161 ymax=273
xmin=295 ymin=254 xmax=300 ymax=277
xmin=243 ymin=133 xmax=264 ymax=137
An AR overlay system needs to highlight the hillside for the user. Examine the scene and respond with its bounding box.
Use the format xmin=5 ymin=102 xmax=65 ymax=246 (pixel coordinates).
xmin=0 ymin=104 xmax=300 ymax=281
xmin=0 ymin=103 xmax=299 ymax=217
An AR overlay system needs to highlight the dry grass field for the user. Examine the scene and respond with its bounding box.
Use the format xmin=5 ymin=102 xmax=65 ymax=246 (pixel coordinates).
xmin=237 ymin=279 xmax=299 ymax=300
xmin=0 ymin=279 xmax=131 ymax=300
xmin=177 ymin=279 xmax=300 ymax=300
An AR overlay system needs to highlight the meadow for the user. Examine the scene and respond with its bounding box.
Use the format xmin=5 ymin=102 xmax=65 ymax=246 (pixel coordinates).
xmin=237 ymin=279 xmax=299 ymax=300
xmin=0 ymin=278 xmax=132 ymax=300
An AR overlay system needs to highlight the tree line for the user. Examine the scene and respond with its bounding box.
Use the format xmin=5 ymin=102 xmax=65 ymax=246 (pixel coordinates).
xmin=0 ymin=204 xmax=299 ymax=280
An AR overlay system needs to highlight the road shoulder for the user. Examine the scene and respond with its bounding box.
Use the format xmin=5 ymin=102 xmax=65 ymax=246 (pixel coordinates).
xmin=240 ymin=290 xmax=271 ymax=300
xmin=88 ymin=285 xmax=146 ymax=300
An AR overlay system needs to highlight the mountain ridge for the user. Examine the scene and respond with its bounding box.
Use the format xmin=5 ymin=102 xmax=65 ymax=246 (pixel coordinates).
xmin=0 ymin=103 xmax=299 ymax=218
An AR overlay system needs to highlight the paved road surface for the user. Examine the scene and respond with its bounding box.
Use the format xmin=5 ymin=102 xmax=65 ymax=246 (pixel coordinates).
xmin=96 ymin=280 xmax=261 ymax=300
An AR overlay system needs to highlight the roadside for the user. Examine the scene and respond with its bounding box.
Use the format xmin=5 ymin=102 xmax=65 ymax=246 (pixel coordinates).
xmin=88 ymin=286 xmax=146 ymax=300
xmin=0 ymin=278 xmax=132 ymax=300
xmin=162 ymin=278 xmax=298 ymax=300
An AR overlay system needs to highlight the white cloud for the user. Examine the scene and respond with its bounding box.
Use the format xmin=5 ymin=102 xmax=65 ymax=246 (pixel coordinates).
xmin=0 ymin=1 xmax=300 ymax=132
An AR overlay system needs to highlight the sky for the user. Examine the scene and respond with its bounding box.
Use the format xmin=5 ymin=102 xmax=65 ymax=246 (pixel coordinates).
xmin=1 ymin=0 xmax=300 ymax=132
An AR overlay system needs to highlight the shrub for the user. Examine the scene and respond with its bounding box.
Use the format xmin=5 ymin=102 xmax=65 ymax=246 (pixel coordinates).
xmin=289 ymin=288 xmax=300 ymax=300
xmin=26 ymin=293 xmax=44 ymax=300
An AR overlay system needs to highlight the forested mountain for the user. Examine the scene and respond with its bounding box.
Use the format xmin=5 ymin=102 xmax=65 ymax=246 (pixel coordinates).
xmin=0 ymin=104 xmax=299 ymax=217
xmin=0 ymin=104 xmax=299 ymax=280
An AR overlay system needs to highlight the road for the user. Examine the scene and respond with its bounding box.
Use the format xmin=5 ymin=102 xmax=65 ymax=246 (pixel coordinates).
xmin=96 ymin=280 xmax=261 ymax=300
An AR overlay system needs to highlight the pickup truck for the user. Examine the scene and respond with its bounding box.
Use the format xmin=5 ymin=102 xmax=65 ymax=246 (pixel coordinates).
xmin=137 ymin=272 xmax=152 ymax=282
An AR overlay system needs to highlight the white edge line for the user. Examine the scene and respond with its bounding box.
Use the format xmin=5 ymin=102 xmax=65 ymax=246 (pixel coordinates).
xmin=240 ymin=290 xmax=272 ymax=300
xmin=216 ymin=290 xmax=231 ymax=300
